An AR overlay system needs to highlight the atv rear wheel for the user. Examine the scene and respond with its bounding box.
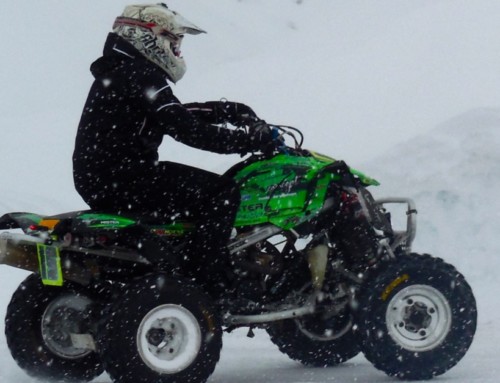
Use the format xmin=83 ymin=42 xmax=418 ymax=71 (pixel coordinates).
xmin=267 ymin=302 xmax=359 ymax=366
xmin=355 ymin=254 xmax=477 ymax=380
xmin=98 ymin=274 xmax=222 ymax=383
xmin=4 ymin=273 xmax=103 ymax=382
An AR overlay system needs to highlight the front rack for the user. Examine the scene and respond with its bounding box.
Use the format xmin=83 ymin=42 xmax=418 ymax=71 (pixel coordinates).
xmin=375 ymin=198 xmax=418 ymax=254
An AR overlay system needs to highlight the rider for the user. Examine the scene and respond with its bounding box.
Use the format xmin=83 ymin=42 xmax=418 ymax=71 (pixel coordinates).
xmin=72 ymin=3 xmax=275 ymax=291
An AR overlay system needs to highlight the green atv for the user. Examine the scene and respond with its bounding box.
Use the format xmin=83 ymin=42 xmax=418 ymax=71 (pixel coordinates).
xmin=0 ymin=125 xmax=476 ymax=383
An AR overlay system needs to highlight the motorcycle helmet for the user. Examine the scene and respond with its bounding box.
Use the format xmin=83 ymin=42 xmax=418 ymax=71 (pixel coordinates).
xmin=112 ymin=3 xmax=205 ymax=83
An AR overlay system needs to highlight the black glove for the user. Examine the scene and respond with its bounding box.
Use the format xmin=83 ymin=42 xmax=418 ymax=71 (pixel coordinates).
xmin=248 ymin=119 xmax=278 ymax=153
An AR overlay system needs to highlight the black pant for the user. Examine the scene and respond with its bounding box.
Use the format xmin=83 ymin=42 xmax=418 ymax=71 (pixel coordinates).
xmin=80 ymin=161 xmax=240 ymax=273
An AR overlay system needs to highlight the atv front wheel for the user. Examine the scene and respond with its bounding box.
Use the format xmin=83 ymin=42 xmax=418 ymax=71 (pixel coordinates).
xmin=355 ymin=254 xmax=477 ymax=380
xmin=4 ymin=273 xmax=103 ymax=382
xmin=98 ymin=274 xmax=222 ymax=383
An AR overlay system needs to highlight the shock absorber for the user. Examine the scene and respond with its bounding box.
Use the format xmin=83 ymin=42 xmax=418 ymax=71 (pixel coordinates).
xmin=307 ymin=243 xmax=329 ymax=291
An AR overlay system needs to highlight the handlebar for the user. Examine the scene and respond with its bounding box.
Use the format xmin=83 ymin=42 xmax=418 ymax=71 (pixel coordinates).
xmin=233 ymin=117 xmax=305 ymax=155
xmin=268 ymin=124 xmax=304 ymax=149
xmin=267 ymin=124 xmax=304 ymax=156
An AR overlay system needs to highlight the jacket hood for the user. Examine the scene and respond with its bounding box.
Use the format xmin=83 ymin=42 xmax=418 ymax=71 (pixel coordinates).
xmin=90 ymin=33 xmax=144 ymax=78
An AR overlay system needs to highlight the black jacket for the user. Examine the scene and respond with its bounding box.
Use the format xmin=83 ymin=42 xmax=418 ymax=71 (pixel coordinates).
xmin=73 ymin=33 xmax=258 ymax=200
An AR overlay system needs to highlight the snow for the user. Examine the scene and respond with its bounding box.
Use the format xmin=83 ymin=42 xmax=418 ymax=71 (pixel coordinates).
xmin=1 ymin=0 xmax=499 ymax=382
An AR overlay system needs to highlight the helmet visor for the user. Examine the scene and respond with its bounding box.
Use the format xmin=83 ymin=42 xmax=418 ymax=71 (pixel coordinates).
xmin=113 ymin=17 xmax=182 ymax=43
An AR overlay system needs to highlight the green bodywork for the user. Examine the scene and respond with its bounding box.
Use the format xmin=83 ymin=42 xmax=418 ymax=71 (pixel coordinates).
xmin=78 ymin=213 xmax=136 ymax=229
xmin=233 ymin=151 xmax=378 ymax=229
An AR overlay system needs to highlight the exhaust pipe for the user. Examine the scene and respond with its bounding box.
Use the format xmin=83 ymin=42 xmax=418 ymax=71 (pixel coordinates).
xmin=0 ymin=232 xmax=44 ymax=273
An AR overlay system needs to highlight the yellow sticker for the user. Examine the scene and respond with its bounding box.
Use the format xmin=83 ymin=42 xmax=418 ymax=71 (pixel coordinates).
xmin=381 ymin=274 xmax=409 ymax=301
xmin=202 ymin=309 xmax=216 ymax=334
xmin=37 ymin=243 xmax=63 ymax=286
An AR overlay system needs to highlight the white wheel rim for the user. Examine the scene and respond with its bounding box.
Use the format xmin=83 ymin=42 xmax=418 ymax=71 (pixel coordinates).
xmin=137 ymin=304 xmax=202 ymax=374
xmin=41 ymin=294 xmax=93 ymax=359
xmin=385 ymin=284 xmax=452 ymax=352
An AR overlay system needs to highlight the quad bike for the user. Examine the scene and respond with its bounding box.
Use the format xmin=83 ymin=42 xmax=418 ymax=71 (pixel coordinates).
xmin=0 ymin=125 xmax=476 ymax=382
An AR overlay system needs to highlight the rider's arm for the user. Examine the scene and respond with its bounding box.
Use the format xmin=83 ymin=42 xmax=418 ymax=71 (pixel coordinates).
xmin=158 ymin=102 xmax=258 ymax=154
xmin=183 ymin=101 xmax=257 ymax=125
xmin=141 ymin=76 xmax=265 ymax=154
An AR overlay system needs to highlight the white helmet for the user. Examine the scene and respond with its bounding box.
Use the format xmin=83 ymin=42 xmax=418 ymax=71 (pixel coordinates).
xmin=113 ymin=3 xmax=205 ymax=82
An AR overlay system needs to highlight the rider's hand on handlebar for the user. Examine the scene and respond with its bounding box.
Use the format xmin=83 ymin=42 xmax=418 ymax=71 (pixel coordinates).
xmin=248 ymin=119 xmax=285 ymax=154
xmin=248 ymin=118 xmax=269 ymax=137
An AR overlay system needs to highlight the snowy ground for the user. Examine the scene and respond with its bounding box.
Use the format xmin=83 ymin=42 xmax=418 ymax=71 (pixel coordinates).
xmin=1 ymin=1 xmax=500 ymax=382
